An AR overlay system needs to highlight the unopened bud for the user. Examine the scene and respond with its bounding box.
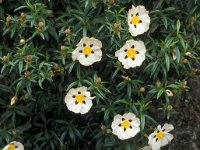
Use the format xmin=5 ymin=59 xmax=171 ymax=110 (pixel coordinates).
xmin=24 ymin=71 xmax=30 ymax=78
xmin=139 ymin=87 xmax=145 ymax=93
xmin=113 ymin=22 xmax=121 ymax=33
xmin=65 ymin=27 xmax=71 ymax=34
xmin=191 ymin=68 xmax=198 ymax=75
xmin=109 ymin=0 xmax=117 ymax=4
xmin=54 ymin=64 xmax=59 ymax=69
xmin=156 ymin=81 xmax=161 ymax=87
xmin=167 ymin=104 xmax=173 ymax=112
xmin=24 ymin=93 xmax=29 ymax=99
xmin=20 ymin=39 xmax=26 ymax=45
xmin=121 ymin=75 xmax=130 ymax=80
xmin=10 ymin=95 xmax=18 ymax=106
xmin=165 ymin=89 xmax=173 ymax=97
xmin=38 ymin=21 xmax=44 ymax=28
xmin=180 ymin=81 xmax=187 ymax=90
xmin=20 ymin=12 xmax=26 ymax=17
xmin=2 ymin=56 xmax=9 ymax=63
xmin=53 ymin=64 xmax=61 ymax=72
xmin=61 ymin=45 xmax=67 ymax=51
xmin=96 ymin=77 xmax=101 ymax=83
xmin=172 ymin=50 xmax=177 ymax=60
xmin=12 ymin=130 xmax=17 ymax=136
xmin=182 ymin=59 xmax=188 ymax=64
xmin=50 ymin=71 xmax=55 ymax=77
xmin=101 ymin=124 xmax=106 ymax=130
xmin=26 ymin=55 xmax=31 ymax=65
xmin=6 ymin=16 xmax=12 ymax=22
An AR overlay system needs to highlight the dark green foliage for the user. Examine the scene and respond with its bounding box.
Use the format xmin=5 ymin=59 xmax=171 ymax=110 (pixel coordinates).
xmin=0 ymin=0 xmax=199 ymax=149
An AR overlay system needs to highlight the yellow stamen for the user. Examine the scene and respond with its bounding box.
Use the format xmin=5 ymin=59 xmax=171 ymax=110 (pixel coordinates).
xmin=121 ymin=120 xmax=131 ymax=129
xmin=126 ymin=48 xmax=137 ymax=58
xmin=131 ymin=16 xmax=140 ymax=25
xmin=156 ymin=131 xmax=165 ymax=140
xmin=75 ymin=94 xmax=85 ymax=103
xmin=8 ymin=145 xmax=15 ymax=150
xmin=83 ymin=46 xmax=92 ymax=55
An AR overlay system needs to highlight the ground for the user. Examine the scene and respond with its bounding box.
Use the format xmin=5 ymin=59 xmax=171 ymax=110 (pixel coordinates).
xmin=169 ymin=77 xmax=200 ymax=150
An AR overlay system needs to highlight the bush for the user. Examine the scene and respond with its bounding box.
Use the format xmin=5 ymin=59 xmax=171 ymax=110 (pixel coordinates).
xmin=0 ymin=0 xmax=199 ymax=149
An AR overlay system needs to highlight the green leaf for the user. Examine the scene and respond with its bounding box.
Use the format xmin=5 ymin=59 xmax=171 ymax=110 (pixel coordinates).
xmin=177 ymin=19 xmax=180 ymax=33
xmin=165 ymin=53 xmax=170 ymax=71
xmin=157 ymin=88 xmax=165 ymax=99
xmin=48 ymin=27 xmax=59 ymax=43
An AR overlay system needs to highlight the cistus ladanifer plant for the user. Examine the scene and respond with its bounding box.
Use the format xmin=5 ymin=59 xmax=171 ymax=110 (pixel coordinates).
xmin=0 ymin=0 xmax=199 ymax=150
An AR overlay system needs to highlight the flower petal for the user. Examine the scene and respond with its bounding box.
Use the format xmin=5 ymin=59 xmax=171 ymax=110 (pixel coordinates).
xmin=80 ymin=98 xmax=93 ymax=114
xmin=162 ymin=123 xmax=174 ymax=132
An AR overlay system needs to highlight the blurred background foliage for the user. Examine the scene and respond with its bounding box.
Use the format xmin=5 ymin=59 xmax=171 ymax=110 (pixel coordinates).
xmin=0 ymin=0 xmax=200 ymax=149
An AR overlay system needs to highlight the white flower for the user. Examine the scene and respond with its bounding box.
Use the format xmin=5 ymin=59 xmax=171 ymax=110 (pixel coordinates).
xmin=148 ymin=123 xmax=174 ymax=150
xmin=128 ymin=5 xmax=150 ymax=36
xmin=115 ymin=39 xmax=146 ymax=69
xmin=111 ymin=112 xmax=140 ymax=140
xmin=3 ymin=141 xmax=24 ymax=150
xmin=72 ymin=36 xmax=102 ymax=66
xmin=64 ymin=86 xmax=95 ymax=114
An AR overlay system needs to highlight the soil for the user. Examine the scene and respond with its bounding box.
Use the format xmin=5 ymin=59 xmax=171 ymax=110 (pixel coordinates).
xmin=168 ymin=77 xmax=200 ymax=150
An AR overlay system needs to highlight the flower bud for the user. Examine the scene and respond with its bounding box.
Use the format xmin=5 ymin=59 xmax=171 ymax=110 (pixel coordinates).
xmin=165 ymin=89 xmax=173 ymax=97
xmin=10 ymin=94 xmax=18 ymax=106
xmin=109 ymin=0 xmax=117 ymax=4
xmin=38 ymin=21 xmax=44 ymax=28
xmin=182 ymin=59 xmax=188 ymax=64
xmin=6 ymin=15 xmax=12 ymax=22
xmin=61 ymin=45 xmax=67 ymax=51
xmin=20 ymin=12 xmax=26 ymax=17
xmin=35 ymin=27 xmax=42 ymax=33
xmin=54 ymin=64 xmax=61 ymax=72
xmin=26 ymin=55 xmax=31 ymax=65
xmin=65 ymin=27 xmax=71 ymax=34
xmin=20 ymin=38 xmax=26 ymax=45
xmin=100 ymin=124 xmax=106 ymax=130
xmin=50 ymin=71 xmax=55 ymax=77
xmin=139 ymin=87 xmax=145 ymax=93
xmin=180 ymin=81 xmax=187 ymax=90
xmin=172 ymin=50 xmax=177 ymax=60
xmin=113 ymin=22 xmax=121 ymax=33
xmin=12 ymin=130 xmax=17 ymax=137
xmin=96 ymin=77 xmax=101 ymax=83
xmin=121 ymin=75 xmax=130 ymax=80
xmin=24 ymin=71 xmax=30 ymax=78
xmin=167 ymin=104 xmax=173 ymax=112
xmin=190 ymin=16 xmax=195 ymax=26
xmin=2 ymin=56 xmax=9 ymax=63
xmin=24 ymin=93 xmax=29 ymax=99
xmin=156 ymin=81 xmax=161 ymax=87
xmin=54 ymin=64 xmax=59 ymax=69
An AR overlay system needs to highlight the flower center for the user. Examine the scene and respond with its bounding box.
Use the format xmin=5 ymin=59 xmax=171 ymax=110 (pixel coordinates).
xmin=83 ymin=46 xmax=92 ymax=55
xmin=8 ymin=145 xmax=15 ymax=150
xmin=156 ymin=131 xmax=165 ymax=140
xmin=131 ymin=16 xmax=140 ymax=25
xmin=75 ymin=94 xmax=85 ymax=103
xmin=126 ymin=48 xmax=137 ymax=58
xmin=121 ymin=120 xmax=131 ymax=129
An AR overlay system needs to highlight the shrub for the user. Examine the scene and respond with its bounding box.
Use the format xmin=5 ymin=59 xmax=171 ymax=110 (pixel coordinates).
xmin=0 ymin=0 xmax=199 ymax=149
